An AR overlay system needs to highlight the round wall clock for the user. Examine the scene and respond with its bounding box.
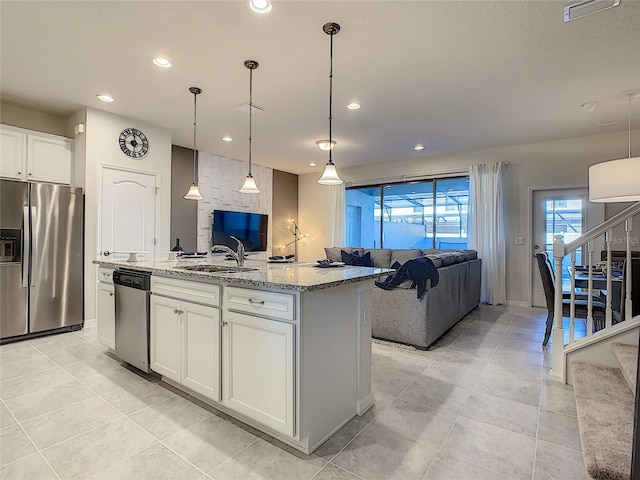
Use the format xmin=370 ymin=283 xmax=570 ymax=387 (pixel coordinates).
xmin=119 ymin=128 xmax=149 ymax=159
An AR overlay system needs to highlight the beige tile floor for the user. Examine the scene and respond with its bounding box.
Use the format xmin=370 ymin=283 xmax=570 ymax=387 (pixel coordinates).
xmin=0 ymin=306 xmax=592 ymax=480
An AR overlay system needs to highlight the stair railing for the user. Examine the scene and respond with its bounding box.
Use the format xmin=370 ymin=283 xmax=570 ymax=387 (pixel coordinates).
xmin=549 ymin=201 xmax=640 ymax=383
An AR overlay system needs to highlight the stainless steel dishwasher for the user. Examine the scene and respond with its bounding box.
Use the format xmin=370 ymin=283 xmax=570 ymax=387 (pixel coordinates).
xmin=113 ymin=269 xmax=151 ymax=373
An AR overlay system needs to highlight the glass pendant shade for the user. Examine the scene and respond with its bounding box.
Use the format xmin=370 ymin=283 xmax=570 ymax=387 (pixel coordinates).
xmin=184 ymin=183 xmax=203 ymax=200
xmin=239 ymin=174 xmax=261 ymax=193
xmin=317 ymin=162 xmax=343 ymax=185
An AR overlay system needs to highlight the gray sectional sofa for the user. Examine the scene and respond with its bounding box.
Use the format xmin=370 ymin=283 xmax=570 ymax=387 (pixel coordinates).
xmin=325 ymin=247 xmax=482 ymax=349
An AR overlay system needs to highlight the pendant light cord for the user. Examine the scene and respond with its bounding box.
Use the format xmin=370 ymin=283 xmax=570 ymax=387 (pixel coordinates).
xmin=328 ymin=31 xmax=334 ymax=165
xmin=193 ymin=91 xmax=198 ymax=183
xmin=628 ymin=94 xmax=632 ymax=159
xmin=249 ymin=67 xmax=253 ymax=176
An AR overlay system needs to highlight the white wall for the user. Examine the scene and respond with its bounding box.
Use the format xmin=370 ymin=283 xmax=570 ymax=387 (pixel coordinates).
xmin=82 ymin=108 xmax=172 ymax=319
xmin=299 ymin=128 xmax=640 ymax=306
xmin=196 ymin=152 xmax=273 ymax=258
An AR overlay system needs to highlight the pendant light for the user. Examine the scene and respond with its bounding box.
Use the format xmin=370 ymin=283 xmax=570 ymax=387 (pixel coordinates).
xmin=184 ymin=87 xmax=204 ymax=200
xmin=318 ymin=22 xmax=344 ymax=185
xmin=589 ymin=93 xmax=640 ymax=202
xmin=239 ymin=60 xmax=261 ymax=194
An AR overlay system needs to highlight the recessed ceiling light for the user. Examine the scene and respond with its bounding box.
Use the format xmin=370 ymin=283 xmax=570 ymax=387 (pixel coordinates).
xmin=346 ymin=102 xmax=361 ymax=110
xmin=308 ymin=162 xmax=317 ymax=167
xmin=96 ymin=94 xmax=114 ymax=103
xmin=248 ymin=0 xmax=272 ymax=13
xmin=414 ymin=144 xmax=425 ymax=151
xmin=152 ymin=57 xmax=172 ymax=68
xmin=222 ymin=136 xmax=233 ymax=142
xmin=581 ymin=102 xmax=598 ymax=113
xmin=315 ymin=140 xmax=336 ymax=151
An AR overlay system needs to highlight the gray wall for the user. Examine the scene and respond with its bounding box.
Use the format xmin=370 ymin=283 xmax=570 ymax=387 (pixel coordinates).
xmin=170 ymin=145 xmax=198 ymax=252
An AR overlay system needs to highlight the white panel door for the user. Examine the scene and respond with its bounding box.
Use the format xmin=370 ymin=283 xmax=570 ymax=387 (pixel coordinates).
xmin=100 ymin=166 xmax=156 ymax=260
xmin=222 ymin=311 xmax=294 ymax=437
xmin=531 ymin=188 xmax=604 ymax=307
xmin=182 ymin=302 xmax=220 ymax=401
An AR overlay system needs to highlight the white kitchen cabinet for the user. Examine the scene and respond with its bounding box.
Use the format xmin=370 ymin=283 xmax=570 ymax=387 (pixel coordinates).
xmin=97 ymin=267 xmax=115 ymax=349
xmin=0 ymin=128 xmax=25 ymax=180
xmin=222 ymin=310 xmax=295 ymax=437
xmin=0 ymin=125 xmax=72 ymax=184
xmin=150 ymin=294 xmax=220 ymax=401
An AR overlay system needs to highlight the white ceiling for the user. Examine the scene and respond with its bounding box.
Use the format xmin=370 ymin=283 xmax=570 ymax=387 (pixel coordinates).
xmin=2 ymin=1 xmax=639 ymax=175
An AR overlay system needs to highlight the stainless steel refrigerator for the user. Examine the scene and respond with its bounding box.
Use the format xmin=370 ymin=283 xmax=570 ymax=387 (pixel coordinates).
xmin=1 ymin=179 xmax=83 ymax=340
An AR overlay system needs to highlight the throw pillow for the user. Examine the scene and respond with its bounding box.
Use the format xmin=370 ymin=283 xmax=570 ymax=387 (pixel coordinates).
xmin=341 ymin=250 xmax=373 ymax=267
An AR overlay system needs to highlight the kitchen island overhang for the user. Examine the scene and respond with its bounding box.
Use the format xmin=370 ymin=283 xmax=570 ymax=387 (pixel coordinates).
xmin=95 ymin=257 xmax=391 ymax=454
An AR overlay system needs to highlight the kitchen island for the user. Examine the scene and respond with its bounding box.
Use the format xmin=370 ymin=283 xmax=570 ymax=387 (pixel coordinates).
xmin=95 ymin=257 xmax=391 ymax=454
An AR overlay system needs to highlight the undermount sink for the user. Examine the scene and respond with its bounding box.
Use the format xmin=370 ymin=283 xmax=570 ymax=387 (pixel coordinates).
xmin=178 ymin=264 xmax=258 ymax=273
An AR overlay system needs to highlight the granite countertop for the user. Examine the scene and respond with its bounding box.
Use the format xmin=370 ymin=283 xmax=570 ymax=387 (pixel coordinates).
xmin=94 ymin=256 xmax=392 ymax=292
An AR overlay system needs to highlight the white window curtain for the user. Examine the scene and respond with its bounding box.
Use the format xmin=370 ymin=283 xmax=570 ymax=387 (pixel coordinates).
xmin=328 ymin=184 xmax=345 ymax=247
xmin=468 ymin=162 xmax=506 ymax=305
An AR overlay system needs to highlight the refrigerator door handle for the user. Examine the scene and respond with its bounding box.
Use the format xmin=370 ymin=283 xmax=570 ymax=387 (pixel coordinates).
xmin=22 ymin=206 xmax=30 ymax=288
xmin=30 ymin=206 xmax=37 ymax=287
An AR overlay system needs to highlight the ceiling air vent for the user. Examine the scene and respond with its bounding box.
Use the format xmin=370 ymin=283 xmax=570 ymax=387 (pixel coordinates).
xmin=564 ymin=0 xmax=620 ymax=22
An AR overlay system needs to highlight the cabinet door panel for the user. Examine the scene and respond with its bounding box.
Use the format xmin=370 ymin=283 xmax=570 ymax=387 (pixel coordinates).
xmin=150 ymin=296 xmax=181 ymax=382
xmin=182 ymin=303 xmax=220 ymax=401
xmin=223 ymin=312 xmax=294 ymax=436
xmin=97 ymin=282 xmax=115 ymax=349
xmin=0 ymin=128 xmax=26 ymax=180
xmin=27 ymin=135 xmax=71 ymax=184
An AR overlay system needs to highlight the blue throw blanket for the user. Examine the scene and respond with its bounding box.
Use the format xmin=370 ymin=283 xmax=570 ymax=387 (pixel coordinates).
xmin=375 ymin=256 xmax=439 ymax=299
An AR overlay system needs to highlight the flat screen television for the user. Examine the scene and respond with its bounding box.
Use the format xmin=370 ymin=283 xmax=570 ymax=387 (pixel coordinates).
xmin=212 ymin=210 xmax=268 ymax=252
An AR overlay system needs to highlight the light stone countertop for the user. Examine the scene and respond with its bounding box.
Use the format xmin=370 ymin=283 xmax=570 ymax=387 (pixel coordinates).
xmin=94 ymin=256 xmax=393 ymax=292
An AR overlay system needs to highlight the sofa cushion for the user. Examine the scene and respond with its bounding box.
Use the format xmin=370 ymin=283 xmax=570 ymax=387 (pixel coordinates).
xmin=341 ymin=250 xmax=373 ymax=267
xmin=424 ymin=254 xmax=443 ymax=269
xmin=461 ymin=249 xmax=478 ymax=261
xmin=364 ymin=249 xmax=392 ymax=268
xmin=435 ymin=253 xmax=458 ymax=267
xmin=325 ymin=246 xmax=363 ymax=262
xmin=390 ymin=249 xmax=423 ymax=267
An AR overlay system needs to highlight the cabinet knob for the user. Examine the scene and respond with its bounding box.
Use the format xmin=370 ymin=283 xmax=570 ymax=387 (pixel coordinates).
xmin=28 ymin=172 xmax=32 ymax=176
xmin=173 ymin=308 xmax=179 ymax=314
xmin=109 ymin=293 xmax=113 ymax=297
xmin=248 ymin=298 xmax=265 ymax=306
xmin=17 ymin=171 xmax=21 ymax=175
xmin=221 ymin=320 xmax=228 ymax=327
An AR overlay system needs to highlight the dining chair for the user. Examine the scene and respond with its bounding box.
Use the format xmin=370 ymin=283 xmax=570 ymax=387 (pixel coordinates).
xmin=535 ymin=252 xmax=606 ymax=346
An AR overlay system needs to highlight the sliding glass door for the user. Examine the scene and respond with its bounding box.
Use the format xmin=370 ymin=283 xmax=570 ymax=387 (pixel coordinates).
xmin=345 ymin=177 xmax=469 ymax=249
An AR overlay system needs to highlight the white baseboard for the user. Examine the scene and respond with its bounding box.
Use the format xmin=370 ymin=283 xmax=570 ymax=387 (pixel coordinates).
xmin=506 ymin=300 xmax=530 ymax=308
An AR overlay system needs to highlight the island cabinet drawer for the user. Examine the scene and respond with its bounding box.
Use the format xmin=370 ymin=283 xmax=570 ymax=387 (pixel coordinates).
xmin=98 ymin=267 xmax=115 ymax=284
xmin=224 ymin=287 xmax=295 ymax=321
xmin=151 ymin=276 xmax=220 ymax=307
